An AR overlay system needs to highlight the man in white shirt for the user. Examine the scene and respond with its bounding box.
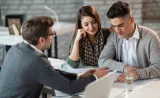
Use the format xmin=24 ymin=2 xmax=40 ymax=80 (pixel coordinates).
xmin=99 ymin=1 xmax=160 ymax=82
xmin=0 ymin=16 xmax=108 ymax=98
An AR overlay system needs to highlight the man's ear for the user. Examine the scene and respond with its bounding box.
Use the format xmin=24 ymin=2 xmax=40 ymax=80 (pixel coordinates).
xmin=38 ymin=37 xmax=45 ymax=44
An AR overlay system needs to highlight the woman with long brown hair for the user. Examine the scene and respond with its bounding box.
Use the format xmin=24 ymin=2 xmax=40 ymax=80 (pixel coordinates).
xmin=67 ymin=6 xmax=110 ymax=68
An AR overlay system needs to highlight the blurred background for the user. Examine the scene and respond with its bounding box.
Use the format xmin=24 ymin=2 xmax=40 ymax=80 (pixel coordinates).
xmin=0 ymin=0 xmax=160 ymax=66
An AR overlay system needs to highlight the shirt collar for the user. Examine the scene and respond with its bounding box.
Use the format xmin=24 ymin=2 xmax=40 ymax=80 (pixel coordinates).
xmin=24 ymin=40 xmax=44 ymax=54
xmin=132 ymin=24 xmax=139 ymax=39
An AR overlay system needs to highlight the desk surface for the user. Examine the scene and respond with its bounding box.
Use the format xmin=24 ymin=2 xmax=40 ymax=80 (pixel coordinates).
xmin=110 ymin=78 xmax=160 ymax=98
xmin=0 ymin=35 xmax=23 ymax=45
xmin=50 ymin=79 xmax=160 ymax=98
xmin=126 ymin=80 xmax=160 ymax=98
xmin=48 ymin=58 xmax=160 ymax=98
xmin=48 ymin=58 xmax=97 ymax=74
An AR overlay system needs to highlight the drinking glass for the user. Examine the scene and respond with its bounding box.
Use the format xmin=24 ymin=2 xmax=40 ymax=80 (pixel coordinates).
xmin=125 ymin=72 xmax=134 ymax=91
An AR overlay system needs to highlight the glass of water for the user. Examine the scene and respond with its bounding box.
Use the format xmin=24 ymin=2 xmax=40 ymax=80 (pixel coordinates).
xmin=125 ymin=72 xmax=134 ymax=91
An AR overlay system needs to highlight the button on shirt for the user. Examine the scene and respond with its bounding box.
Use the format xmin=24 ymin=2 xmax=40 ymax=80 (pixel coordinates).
xmin=122 ymin=24 xmax=139 ymax=67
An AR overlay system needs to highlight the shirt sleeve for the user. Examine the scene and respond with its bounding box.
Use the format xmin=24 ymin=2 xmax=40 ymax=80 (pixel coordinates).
xmin=35 ymin=56 xmax=96 ymax=94
xmin=66 ymin=39 xmax=80 ymax=68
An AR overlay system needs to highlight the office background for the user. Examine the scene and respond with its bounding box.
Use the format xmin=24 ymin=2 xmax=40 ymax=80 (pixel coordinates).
xmin=0 ymin=0 xmax=160 ymax=64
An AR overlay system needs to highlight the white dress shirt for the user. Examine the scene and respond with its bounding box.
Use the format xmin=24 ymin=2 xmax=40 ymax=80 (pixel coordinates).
xmin=24 ymin=40 xmax=43 ymax=54
xmin=122 ymin=25 xmax=139 ymax=67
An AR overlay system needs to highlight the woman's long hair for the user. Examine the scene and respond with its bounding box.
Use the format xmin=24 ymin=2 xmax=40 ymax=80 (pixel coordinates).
xmin=69 ymin=6 xmax=101 ymax=59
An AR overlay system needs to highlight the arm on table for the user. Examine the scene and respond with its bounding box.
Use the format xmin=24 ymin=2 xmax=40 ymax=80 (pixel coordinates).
xmin=98 ymin=33 xmax=126 ymax=72
xmin=36 ymin=57 xmax=96 ymax=94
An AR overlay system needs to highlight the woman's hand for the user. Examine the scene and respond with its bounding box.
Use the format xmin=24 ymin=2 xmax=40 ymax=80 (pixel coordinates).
xmin=75 ymin=29 xmax=86 ymax=41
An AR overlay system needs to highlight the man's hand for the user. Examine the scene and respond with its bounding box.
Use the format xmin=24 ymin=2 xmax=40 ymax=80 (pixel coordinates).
xmin=116 ymin=73 xmax=125 ymax=82
xmin=116 ymin=71 xmax=139 ymax=82
xmin=94 ymin=67 xmax=109 ymax=79
xmin=79 ymin=67 xmax=109 ymax=79
xmin=79 ymin=69 xmax=96 ymax=79
xmin=124 ymin=65 xmax=137 ymax=73
xmin=131 ymin=71 xmax=139 ymax=80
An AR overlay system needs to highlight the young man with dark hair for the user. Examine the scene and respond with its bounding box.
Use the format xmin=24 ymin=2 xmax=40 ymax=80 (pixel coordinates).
xmin=99 ymin=1 xmax=160 ymax=82
xmin=0 ymin=16 xmax=108 ymax=98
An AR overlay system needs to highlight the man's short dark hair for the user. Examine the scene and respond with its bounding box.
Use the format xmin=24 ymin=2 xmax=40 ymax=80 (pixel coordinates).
xmin=22 ymin=16 xmax=54 ymax=45
xmin=107 ymin=1 xmax=131 ymax=19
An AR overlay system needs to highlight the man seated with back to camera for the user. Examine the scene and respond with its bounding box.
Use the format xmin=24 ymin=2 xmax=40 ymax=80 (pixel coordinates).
xmin=0 ymin=16 xmax=108 ymax=98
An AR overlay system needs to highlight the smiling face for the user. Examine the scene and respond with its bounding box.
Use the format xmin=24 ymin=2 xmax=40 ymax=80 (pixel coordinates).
xmin=111 ymin=16 xmax=135 ymax=39
xmin=81 ymin=16 xmax=98 ymax=36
